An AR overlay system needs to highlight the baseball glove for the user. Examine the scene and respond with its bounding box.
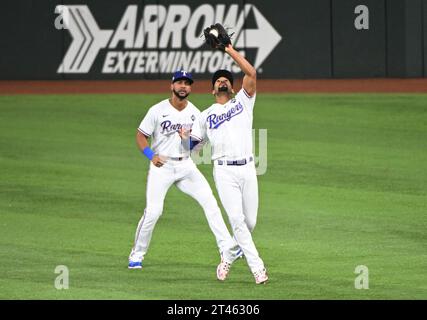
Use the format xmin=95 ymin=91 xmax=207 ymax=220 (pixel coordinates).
xmin=203 ymin=23 xmax=234 ymax=52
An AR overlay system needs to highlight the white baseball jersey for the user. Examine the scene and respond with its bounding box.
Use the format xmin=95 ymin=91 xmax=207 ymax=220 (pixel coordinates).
xmin=200 ymin=88 xmax=256 ymax=160
xmin=138 ymin=99 xmax=202 ymax=158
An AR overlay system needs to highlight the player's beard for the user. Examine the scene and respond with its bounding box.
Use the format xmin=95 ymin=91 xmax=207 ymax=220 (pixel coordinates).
xmin=215 ymin=85 xmax=232 ymax=97
xmin=173 ymin=89 xmax=189 ymax=100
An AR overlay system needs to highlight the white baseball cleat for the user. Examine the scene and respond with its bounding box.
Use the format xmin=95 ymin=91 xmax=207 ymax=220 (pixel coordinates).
xmin=253 ymin=268 xmax=268 ymax=284
xmin=216 ymin=259 xmax=232 ymax=281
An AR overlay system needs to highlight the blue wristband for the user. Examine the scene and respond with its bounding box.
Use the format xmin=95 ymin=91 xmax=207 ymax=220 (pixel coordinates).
xmin=142 ymin=147 xmax=155 ymax=160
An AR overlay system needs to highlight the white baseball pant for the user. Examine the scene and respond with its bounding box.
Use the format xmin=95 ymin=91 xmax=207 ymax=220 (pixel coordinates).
xmin=213 ymin=159 xmax=265 ymax=273
xmin=129 ymin=158 xmax=236 ymax=262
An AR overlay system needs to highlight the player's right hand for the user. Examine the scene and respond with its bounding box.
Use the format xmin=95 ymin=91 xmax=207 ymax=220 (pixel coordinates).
xmin=178 ymin=128 xmax=191 ymax=140
xmin=152 ymin=155 xmax=166 ymax=167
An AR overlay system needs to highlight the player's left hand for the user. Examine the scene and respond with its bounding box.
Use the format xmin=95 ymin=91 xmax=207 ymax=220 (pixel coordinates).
xmin=203 ymin=23 xmax=234 ymax=52
xmin=152 ymin=155 xmax=166 ymax=167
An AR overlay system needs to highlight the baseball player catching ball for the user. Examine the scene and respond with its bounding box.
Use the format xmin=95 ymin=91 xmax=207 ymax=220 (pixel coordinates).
xmin=128 ymin=70 xmax=239 ymax=270
xmin=197 ymin=24 xmax=269 ymax=284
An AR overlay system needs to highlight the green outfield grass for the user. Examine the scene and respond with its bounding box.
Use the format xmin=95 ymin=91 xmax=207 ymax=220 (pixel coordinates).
xmin=0 ymin=93 xmax=426 ymax=299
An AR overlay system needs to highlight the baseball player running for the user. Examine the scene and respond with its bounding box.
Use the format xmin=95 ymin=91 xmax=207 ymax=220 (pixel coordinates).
xmin=197 ymin=24 xmax=269 ymax=284
xmin=128 ymin=70 xmax=237 ymax=270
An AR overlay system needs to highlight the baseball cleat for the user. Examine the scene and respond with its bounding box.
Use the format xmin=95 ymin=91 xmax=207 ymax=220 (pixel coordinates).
xmin=128 ymin=261 xmax=143 ymax=269
xmin=216 ymin=259 xmax=231 ymax=281
xmin=253 ymin=268 xmax=268 ymax=284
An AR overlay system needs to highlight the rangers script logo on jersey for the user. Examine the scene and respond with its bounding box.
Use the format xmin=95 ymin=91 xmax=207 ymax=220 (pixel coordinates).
xmin=160 ymin=120 xmax=193 ymax=134
xmin=206 ymin=102 xmax=244 ymax=129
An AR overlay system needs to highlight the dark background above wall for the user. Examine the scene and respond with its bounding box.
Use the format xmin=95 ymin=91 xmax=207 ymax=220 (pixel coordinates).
xmin=0 ymin=0 xmax=425 ymax=79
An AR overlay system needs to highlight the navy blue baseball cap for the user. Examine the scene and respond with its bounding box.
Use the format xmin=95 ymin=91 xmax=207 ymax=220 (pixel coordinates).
xmin=212 ymin=69 xmax=233 ymax=87
xmin=171 ymin=70 xmax=194 ymax=84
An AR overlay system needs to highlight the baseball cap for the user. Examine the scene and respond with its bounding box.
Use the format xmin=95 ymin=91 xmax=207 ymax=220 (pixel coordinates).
xmin=171 ymin=70 xmax=194 ymax=84
xmin=212 ymin=69 xmax=234 ymax=87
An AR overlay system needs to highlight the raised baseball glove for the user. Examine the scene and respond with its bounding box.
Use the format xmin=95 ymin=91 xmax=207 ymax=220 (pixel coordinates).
xmin=203 ymin=23 xmax=234 ymax=52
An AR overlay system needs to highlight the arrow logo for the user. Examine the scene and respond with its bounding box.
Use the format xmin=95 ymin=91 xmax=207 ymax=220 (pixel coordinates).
xmin=57 ymin=6 xmax=112 ymax=73
xmin=234 ymin=5 xmax=282 ymax=69
xmin=56 ymin=4 xmax=282 ymax=74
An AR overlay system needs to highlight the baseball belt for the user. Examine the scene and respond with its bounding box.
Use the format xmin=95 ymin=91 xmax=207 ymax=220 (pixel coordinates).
xmin=217 ymin=156 xmax=254 ymax=166
xmin=168 ymin=156 xmax=189 ymax=161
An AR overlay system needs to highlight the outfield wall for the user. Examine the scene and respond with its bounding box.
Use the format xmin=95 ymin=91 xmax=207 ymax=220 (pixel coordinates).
xmin=1 ymin=0 xmax=426 ymax=80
